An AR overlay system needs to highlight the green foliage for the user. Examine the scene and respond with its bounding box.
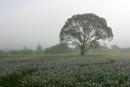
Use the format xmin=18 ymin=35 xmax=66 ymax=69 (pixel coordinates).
xmin=44 ymin=44 xmax=72 ymax=54
xmin=0 ymin=68 xmax=36 ymax=87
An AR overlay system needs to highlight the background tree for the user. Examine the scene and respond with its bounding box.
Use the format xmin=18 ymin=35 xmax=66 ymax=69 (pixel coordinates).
xmin=111 ymin=45 xmax=120 ymax=50
xmin=59 ymin=13 xmax=113 ymax=55
xmin=21 ymin=46 xmax=32 ymax=55
xmin=44 ymin=44 xmax=72 ymax=54
xmin=36 ymin=44 xmax=42 ymax=54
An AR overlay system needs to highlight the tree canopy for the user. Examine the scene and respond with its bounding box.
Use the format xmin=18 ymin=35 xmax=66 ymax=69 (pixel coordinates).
xmin=59 ymin=13 xmax=113 ymax=55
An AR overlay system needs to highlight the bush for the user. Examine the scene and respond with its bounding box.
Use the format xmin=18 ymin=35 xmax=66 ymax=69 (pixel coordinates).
xmin=44 ymin=44 xmax=72 ymax=54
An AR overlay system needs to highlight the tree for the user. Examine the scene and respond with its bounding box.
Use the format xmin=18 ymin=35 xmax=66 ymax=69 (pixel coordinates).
xmin=59 ymin=13 xmax=113 ymax=56
xmin=36 ymin=44 xmax=42 ymax=54
xmin=22 ymin=46 xmax=32 ymax=55
xmin=111 ymin=45 xmax=120 ymax=49
xmin=44 ymin=44 xmax=72 ymax=54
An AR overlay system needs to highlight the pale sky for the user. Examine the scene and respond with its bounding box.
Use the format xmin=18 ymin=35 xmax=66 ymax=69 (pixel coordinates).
xmin=0 ymin=0 xmax=130 ymax=50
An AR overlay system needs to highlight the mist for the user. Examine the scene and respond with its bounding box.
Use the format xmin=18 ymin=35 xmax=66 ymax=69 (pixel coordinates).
xmin=0 ymin=0 xmax=130 ymax=50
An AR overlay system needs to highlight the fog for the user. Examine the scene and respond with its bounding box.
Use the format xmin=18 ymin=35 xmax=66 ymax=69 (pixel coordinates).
xmin=0 ymin=0 xmax=130 ymax=50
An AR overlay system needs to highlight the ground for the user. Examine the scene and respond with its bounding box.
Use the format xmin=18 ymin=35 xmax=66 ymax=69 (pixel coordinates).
xmin=0 ymin=53 xmax=130 ymax=87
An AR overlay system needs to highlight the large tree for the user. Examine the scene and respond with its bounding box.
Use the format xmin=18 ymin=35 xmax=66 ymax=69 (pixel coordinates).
xmin=59 ymin=13 xmax=113 ymax=56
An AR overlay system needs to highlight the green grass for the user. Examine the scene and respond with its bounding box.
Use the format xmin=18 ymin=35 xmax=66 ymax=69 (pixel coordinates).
xmin=0 ymin=52 xmax=130 ymax=61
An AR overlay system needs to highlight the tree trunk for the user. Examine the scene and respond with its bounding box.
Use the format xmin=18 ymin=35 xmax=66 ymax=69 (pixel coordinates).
xmin=80 ymin=48 xmax=85 ymax=56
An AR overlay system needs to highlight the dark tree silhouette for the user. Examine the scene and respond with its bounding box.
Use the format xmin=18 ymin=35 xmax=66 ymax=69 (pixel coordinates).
xmin=59 ymin=13 xmax=113 ymax=56
xmin=44 ymin=44 xmax=72 ymax=54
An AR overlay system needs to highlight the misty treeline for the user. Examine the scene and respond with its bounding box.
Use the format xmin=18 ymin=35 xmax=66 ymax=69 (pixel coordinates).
xmin=0 ymin=44 xmax=130 ymax=57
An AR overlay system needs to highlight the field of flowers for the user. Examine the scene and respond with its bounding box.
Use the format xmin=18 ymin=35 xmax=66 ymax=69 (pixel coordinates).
xmin=0 ymin=55 xmax=130 ymax=87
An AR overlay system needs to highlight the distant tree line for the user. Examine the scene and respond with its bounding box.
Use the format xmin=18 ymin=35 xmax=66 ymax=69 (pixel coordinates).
xmin=0 ymin=44 xmax=130 ymax=57
xmin=0 ymin=44 xmax=73 ymax=56
xmin=44 ymin=44 xmax=72 ymax=54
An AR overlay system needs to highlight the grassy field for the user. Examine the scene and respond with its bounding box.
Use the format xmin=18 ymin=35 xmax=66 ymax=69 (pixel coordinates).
xmin=0 ymin=53 xmax=130 ymax=87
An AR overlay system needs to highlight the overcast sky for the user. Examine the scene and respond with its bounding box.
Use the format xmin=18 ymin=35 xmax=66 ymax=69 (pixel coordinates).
xmin=0 ymin=0 xmax=130 ymax=50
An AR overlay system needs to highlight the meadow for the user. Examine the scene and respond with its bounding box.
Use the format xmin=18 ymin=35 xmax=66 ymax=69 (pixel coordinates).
xmin=0 ymin=53 xmax=130 ymax=87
